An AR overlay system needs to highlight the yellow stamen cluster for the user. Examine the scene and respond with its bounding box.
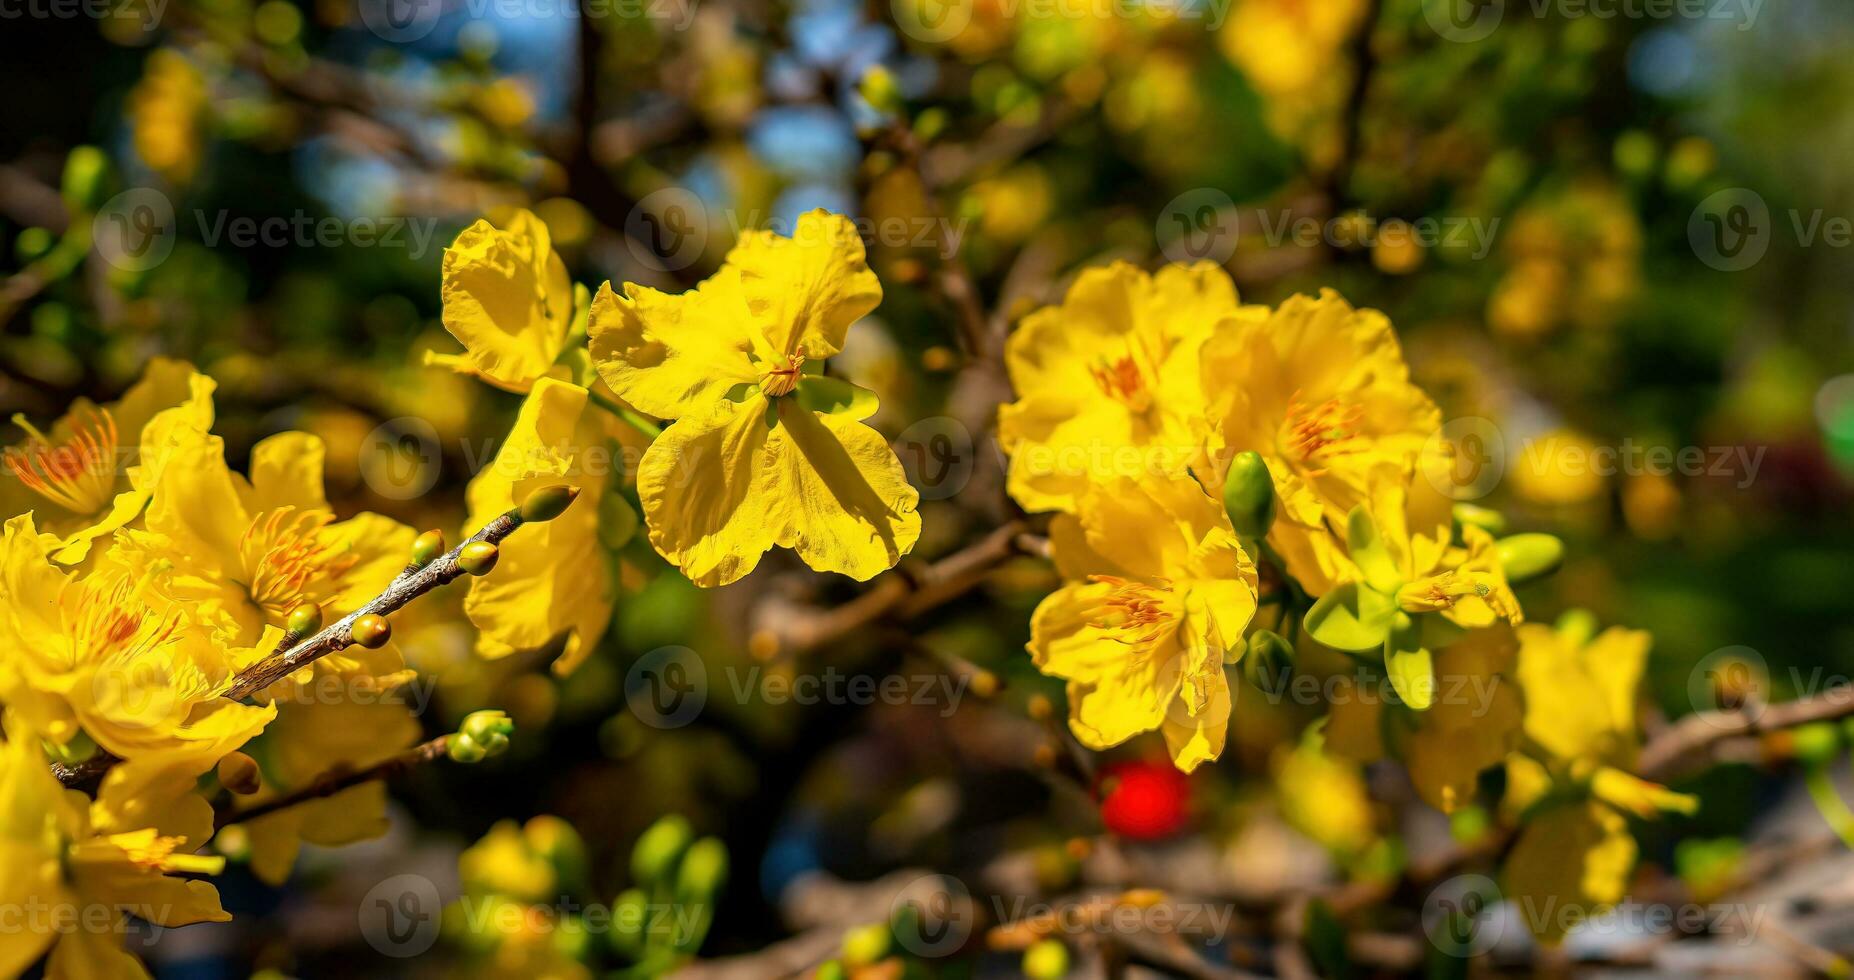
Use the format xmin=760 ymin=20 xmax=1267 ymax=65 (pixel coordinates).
xmin=4 ymin=408 xmax=120 ymax=515
xmin=237 ymin=507 xmax=358 ymax=620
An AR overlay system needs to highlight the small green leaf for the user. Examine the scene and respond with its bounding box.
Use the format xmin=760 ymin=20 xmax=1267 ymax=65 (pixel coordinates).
xmin=794 ymin=375 xmax=879 ymax=419
xmin=1347 ymin=506 xmax=1403 ymax=594
xmin=1304 ymin=582 xmax=1396 ymax=652
xmin=1386 ymin=613 xmax=1435 ymax=710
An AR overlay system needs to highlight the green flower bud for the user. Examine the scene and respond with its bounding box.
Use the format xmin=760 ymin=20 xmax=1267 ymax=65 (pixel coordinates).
xmin=675 ymin=837 xmax=728 ymax=902
xmin=841 ymin=922 xmax=891 ymax=967
xmin=351 ymin=613 xmax=392 ymax=648
xmin=410 ymin=529 xmax=447 ymax=569
xmin=1023 ymin=938 xmax=1072 ymax=979
xmin=609 ymin=888 xmax=646 ymax=958
xmin=813 ymin=961 xmax=848 ymax=980
xmin=518 ymin=484 xmax=581 ymax=523
xmin=1222 ymin=451 xmax=1276 ymax=540
xmin=457 ymin=540 xmax=500 ymax=576
xmin=1241 ymin=629 xmax=1294 ymax=692
xmin=1792 ymin=722 xmax=1841 ymax=767
xmin=1494 ymin=533 xmax=1564 ymax=585
xmin=447 ymin=734 xmax=488 ymax=763
xmin=525 ymin=814 xmax=587 ymax=881
xmin=61 ymin=146 xmax=109 ymax=213
xmin=460 ymin=710 xmax=514 ymax=757
xmin=217 ymin=751 xmax=263 ymax=795
xmin=1555 ymin=608 xmax=1598 ymax=649
xmin=631 ymin=816 xmax=694 ymax=889
xmin=1451 ymin=502 xmax=1507 ymax=538
xmin=13 ymin=227 xmax=53 ymax=263
xmin=286 ymin=602 xmax=323 ymax=638
xmin=43 ymin=730 xmax=97 ymax=767
xmin=858 ymin=65 xmax=903 ymax=116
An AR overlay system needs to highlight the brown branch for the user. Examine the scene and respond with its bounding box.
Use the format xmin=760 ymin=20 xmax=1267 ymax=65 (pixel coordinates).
xmin=214 ymin=734 xmax=452 ymax=829
xmin=1638 ymin=685 xmax=1854 ymax=783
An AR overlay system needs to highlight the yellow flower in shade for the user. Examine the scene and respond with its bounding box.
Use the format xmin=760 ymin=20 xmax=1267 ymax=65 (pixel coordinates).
xmin=431 ymin=208 xmax=574 ymax=393
xmin=133 ymin=431 xmax=414 ymax=654
xmin=1501 ymin=799 xmax=1638 ymax=944
xmin=1198 ymin=291 xmax=1440 ymax=596
xmin=588 ymin=209 xmax=920 ymax=587
xmin=1027 ymin=475 xmax=1257 ymax=771
xmin=998 ymin=261 xmax=1251 ymax=515
xmin=463 ymin=378 xmax=620 ymax=674
xmin=128 ymin=48 xmax=207 ymax=185
xmin=0 ymin=516 xmax=273 ymax=761
xmin=0 ymin=714 xmax=255 ymax=979
xmin=238 ymin=699 xmax=420 ymax=885
xmin=0 ymin=358 xmax=214 ymax=564
xmin=1273 ymin=741 xmax=1376 ymax=858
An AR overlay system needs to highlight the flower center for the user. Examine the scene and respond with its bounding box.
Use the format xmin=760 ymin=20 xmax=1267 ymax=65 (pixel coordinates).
xmin=237 ymin=507 xmax=358 ymax=621
xmin=1281 ymin=391 xmax=1363 ymax=473
xmin=63 ymin=572 xmax=182 ymax=668
xmin=1090 ymin=355 xmax=1154 ymax=413
xmin=4 ymin=408 xmax=121 ymax=516
xmin=1088 ymin=575 xmax=1175 ymax=646
xmin=760 ymin=353 xmax=806 ymax=398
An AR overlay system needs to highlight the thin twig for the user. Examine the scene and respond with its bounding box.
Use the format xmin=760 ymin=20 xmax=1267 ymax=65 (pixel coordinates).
xmin=214 ymin=734 xmax=452 ymax=829
xmin=1639 ymin=685 xmax=1854 ymax=783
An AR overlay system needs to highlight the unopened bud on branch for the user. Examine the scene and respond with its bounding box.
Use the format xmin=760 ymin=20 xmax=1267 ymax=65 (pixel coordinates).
xmin=286 ymin=602 xmax=323 ymax=638
xmin=351 ymin=613 xmax=392 ymax=648
xmin=518 ymin=484 xmax=581 ymax=523
xmin=458 ymin=541 xmax=500 ymax=576
xmin=1222 ymin=451 xmax=1276 ymax=540
xmin=217 ymin=752 xmax=262 ymax=795
xmin=410 ymin=529 xmax=447 ymax=570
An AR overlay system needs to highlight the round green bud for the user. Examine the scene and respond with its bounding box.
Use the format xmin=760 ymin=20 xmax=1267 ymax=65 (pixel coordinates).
xmin=1792 ymin=722 xmax=1841 ymax=767
xmin=61 ymin=146 xmax=110 ymax=213
xmin=350 ymin=613 xmax=392 ymax=649
xmin=841 ymin=922 xmax=891 ymax=967
xmin=447 ymin=734 xmax=488 ymax=763
xmin=1023 ymin=938 xmax=1072 ymax=979
xmin=1494 ymin=533 xmax=1564 ymax=585
xmin=1222 ymin=451 xmax=1276 ymax=540
xmin=457 ymin=541 xmax=500 ymax=576
xmin=217 ymin=751 xmax=262 ymax=795
xmin=631 ymin=816 xmax=694 ymax=888
xmin=518 ymin=485 xmax=581 ymax=523
xmin=675 ymin=837 xmax=729 ymax=901
xmin=858 ymin=65 xmax=903 ymax=116
xmin=813 ymin=961 xmax=848 ymax=980
xmin=43 ymin=730 xmax=97 ymax=767
xmin=410 ymin=529 xmax=447 ymax=568
xmin=1451 ymin=502 xmax=1507 ymax=538
xmin=286 ymin=602 xmax=323 ymax=637
xmin=14 ymin=227 xmax=53 ymax=263
xmin=1554 ymin=608 xmax=1599 ymax=649
xmin=460 ymin=710 xmax=513 ymax=756
xmin=1241 ymin=629 xmax=1294 ymax=692
xmin=609 ymin=888 xmax=646 ymax=957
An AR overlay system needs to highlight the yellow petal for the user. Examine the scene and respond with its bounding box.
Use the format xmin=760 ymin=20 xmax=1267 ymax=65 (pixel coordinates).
xmin=1502 ymin=800 xmax=1635 ymax=944
xmin=438 ymin=210 xmax=574 ymax=392
xmin=725 ymin=209 xmax=882 ymax=360
xmin=588 ymin=273 xmax=761 ymax=420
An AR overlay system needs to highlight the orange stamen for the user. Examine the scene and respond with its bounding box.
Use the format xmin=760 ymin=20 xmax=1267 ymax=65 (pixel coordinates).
xmin=4 ymin=408 xmax=121 ymax=515
xmin=237 ymin=507 xmax=360 ymax=620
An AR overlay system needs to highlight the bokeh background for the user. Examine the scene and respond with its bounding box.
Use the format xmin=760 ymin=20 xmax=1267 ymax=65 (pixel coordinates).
xmin=4 ymin=0 xmax=1854 ymax=974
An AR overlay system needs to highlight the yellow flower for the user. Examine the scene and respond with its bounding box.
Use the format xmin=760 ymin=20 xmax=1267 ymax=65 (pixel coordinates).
xmin=589 ymin=209 xmax=920 ymax=587
xmin=1199 ymin=291 xmax=1441 ymax=596
xmin=0 ymin=715 xmax=251 ymax=979
xmin=0 ymin=358 xmax=214 ymax=564
xmin=133 ymin=431 xmax=414 ymax=652
xmin=1274 ymin=741 xmax=1376 ymax=857
xmin=431 ymin=209 xmax=574 ymax=393
xmin=128 ymin=48 xmax=207 ymax=185
xmin=463 ymin=378 xmax=620 ymax=674
xmin=0 ymin=516 xmax=271 ymax=760
xmin=998 ymin=261 xmax=1250 ymax=514
xmin=459 ymin=820 xmax=558 ymax=903
xmin=1501 ymin=799 xmax=1637 ymax=944
xmin=1027 ymin=475 xmax=1257 ymax=771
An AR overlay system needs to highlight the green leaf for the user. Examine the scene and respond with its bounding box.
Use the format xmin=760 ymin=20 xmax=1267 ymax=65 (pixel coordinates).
xmin=1303 ymin=899 xmax=1353 ymax=980
xmin=1347 ymin=506 xmax=1403 ymax=594
xmin=1386 ymin=613 xmax=1435 ymax=710
xmin=1304 ymin=582 xmax=1396 ymax=652
xmin=794 ymin=375 xmax=879 ymax=419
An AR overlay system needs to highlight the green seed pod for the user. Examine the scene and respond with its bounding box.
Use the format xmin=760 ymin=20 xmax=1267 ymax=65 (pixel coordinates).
xmin=217 ymin=751 xmax=262 ymax=795
xmin=1222 ymin=451 xmax=1276 ymax=540
xmin=1451 ymin=502 xmax=1507 ymax=538
xmin=841 ymin=922 xmax=890 ymax=968
xmin=44 ymin=730 xmax=97 ymax=767
xmin=286 ymin=602 xmax=323 ymax=638
xmin=675 ymin=837 xmax=729 ymax=902
xmin=447 ymin=734 xmax=488 ymax=763
xmin=518 ymin=484 xmax=582 ymax=523
xmin=631 ymin=816 xmax=694 ymax=890
xmin=457 ymin=541 xmax=500 ymax=576
xmin=410 ymin=529 xmax=447 ymax=569
xmin=1241 ymin=629 xmax=1294 ymax=692
xmin=1494 ymin=533 xmax=1564 ymax=585
xmin=61 ymin=146 xmax=109 ymax=213
xmin=351 ymin=613 xmax=392 ymax=648
xmin=1023 ymin=938 xmax=1072 ymax=979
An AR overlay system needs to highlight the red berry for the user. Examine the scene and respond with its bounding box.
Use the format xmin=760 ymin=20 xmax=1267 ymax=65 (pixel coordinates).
xmin=1097 ymin=759 xmax=1191 ymax=840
